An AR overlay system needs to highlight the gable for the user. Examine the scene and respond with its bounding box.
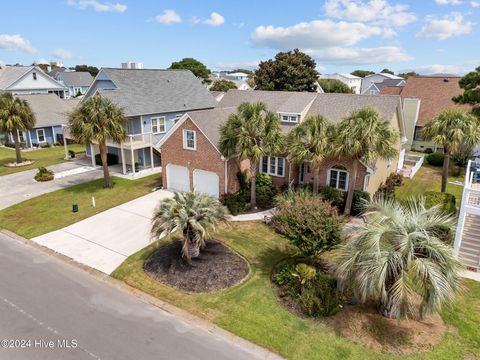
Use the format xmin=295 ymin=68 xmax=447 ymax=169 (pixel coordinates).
xmin=8 ymin=68 xmax=65 ymax=91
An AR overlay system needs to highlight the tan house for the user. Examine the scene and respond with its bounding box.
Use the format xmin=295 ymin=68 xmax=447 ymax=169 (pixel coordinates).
xmin=158 ymin=90 xmax=405 ymax=198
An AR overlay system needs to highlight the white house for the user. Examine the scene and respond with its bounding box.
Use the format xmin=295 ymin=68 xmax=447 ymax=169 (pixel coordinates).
xmin=361 ymin=73 xmax=404 ymax=94
xmin=319 ymin=73 xmax=362 ymax=94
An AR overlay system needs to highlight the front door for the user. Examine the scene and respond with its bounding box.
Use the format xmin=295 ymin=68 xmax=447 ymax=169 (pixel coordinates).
xmin=299 ymin=163 xmax=306 ymax=184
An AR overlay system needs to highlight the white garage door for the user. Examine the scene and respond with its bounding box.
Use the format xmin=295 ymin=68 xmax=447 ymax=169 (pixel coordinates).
xmin=193 ymin=169 xmax=220 ymax=198
xmin=166 ymin=164 xmax=190 ymax=192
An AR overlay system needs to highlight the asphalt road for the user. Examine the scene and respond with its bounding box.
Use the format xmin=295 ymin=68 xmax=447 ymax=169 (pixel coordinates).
xmin=0 ymin=233 xmax=261 ymax=360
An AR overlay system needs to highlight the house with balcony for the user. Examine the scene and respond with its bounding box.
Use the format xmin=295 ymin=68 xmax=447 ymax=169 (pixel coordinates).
xmin=54 ymin=71 xmax=93 ymax=98
xmin=454 ymin=159 xmax=480 ymax=272
xmin=82 ymin=68 xmax=216 ymax=174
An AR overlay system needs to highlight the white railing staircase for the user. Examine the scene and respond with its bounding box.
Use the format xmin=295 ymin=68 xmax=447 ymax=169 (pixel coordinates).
xmin=457 ymin=213 xmax=480 ymax=271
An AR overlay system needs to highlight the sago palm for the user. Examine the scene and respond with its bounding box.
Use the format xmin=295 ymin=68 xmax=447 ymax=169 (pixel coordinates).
xmin=335 ymin=196 xmax=462 ymax=319
xmin=422 ymin=109 xmax=480 ymax=192
xmin=0 ymin=92 xmax=36 ymax=164
xmin=69 ymin=95 xmax=127 ymax=188
xmin=287 ymin=115 xmax=332 ymax=192
xmin=332 ymin=107 xmax=397 ymax=215
xmin=151 ymin=191 xmax=229 ymax=263
xmin=219 ymin=102 xmax=284 ymax=209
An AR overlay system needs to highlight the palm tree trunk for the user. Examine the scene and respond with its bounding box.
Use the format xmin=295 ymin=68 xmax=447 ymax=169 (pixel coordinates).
xmin=344 ymin=159 xmax=358 ymax=215
xmin=12 ymin=130 xmax=22 ymax=164
xmin=378 ymin=294 xmax=399 ymax=319
xmin=313 ymin=166 xmax=320 ymax=193
xmin=250 ymin=161 xmax=257 ymax=209
xmin=99 ymin=143 xmax=112 ymax=188
xmin=441 ymin=149 xmax=450 ymax=193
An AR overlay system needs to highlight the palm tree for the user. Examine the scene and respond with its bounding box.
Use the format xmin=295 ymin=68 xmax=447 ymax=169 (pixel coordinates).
xmin=335 ymin=196 xmax=462 ymax=319
xmin=332 ymin=107 xmax=398 ymax=215
xmin=219 ymin=102 xmax=283 ymax=209
xmin=422 ymin=109 xmax=480 ymax=193
xmin=151 ymin=191 xmax=229 ymax=263
xmin=69 ymin=95 xmax=127 ymax=188
xmin=287 ymin=115 xmax=332 ymax=192
xmin=0 ymin=92 xmax=36 ymax=164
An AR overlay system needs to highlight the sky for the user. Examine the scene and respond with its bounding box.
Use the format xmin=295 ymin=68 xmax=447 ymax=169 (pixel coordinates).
xmin=0 ymin=0 xmax=479 ymax=75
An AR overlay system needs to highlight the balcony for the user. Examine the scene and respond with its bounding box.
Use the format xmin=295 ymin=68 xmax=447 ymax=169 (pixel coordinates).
xmin=105 ymin=133 xmax=154 ymax=150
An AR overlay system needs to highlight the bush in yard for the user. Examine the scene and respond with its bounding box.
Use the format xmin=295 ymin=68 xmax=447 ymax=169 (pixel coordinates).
xmin=375 ymin=172 xmax=403 ymax=198
xmin=424 ymin=191 xmax=456 ymax=215
xmin=271 ymin=191 xmax=344 ymax=257
xmin=222 ymin=192 xmax=247 ymax=215
xmin=351 ymin=190 xmax=371 ymax=216
xmin=424 ymin=148 xmax=433 ymax=154
xmin=40 ymin=143 xmax=51 ymax=148
xmin=34 ymin=167 xmax=54 ymax=182
xmin=255 ymin=173 xmax=277 ymax=209
xmin=95 ymin=153 xmax=118 ymax=166
xmin=319 ymin=186 xmax=345 ymax=210
xmin=426 ymin=152 xmax=444 ymax=166
xmin=451 ymin=145 xmax=472 ymax=168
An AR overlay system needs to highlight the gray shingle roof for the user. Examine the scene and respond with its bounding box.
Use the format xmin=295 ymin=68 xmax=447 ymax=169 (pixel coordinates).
xmin=96 ymin=68 xmax=217 ymax=117
xmin=17 ymin=94 xmax=79 ymax=128
xmin=375 ymin=79 xmax=405 ymax=91
xmin=183 ymin=91 xmax=401 ymax=148
xmin=59 ymin=71 xmax=93 ymax=87
xmin=0 ymin=66 xmax=32 ymax=89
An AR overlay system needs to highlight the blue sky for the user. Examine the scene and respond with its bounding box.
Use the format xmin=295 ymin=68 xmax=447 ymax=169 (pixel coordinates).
xmin=0 ymin=0 xmax=479 ymax=74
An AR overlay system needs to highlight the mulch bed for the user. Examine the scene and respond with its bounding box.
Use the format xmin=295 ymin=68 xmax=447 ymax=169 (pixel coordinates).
xmin=4 ymin=160 xmax=34 ymax=167
xmin=144 ymin=240 xmax=250 ymax=293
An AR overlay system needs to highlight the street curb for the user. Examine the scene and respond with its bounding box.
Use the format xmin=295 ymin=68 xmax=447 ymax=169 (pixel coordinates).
xmin=0 ymin=229 xmax=284 ymax=360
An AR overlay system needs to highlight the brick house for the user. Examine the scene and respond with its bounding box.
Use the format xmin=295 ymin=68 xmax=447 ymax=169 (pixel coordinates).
xmin=158 ymin=90 xmax=406 ymax=198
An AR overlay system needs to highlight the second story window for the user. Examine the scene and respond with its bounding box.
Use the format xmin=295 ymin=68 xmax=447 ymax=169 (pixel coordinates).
xmin=280 ymin=114 xmax=299 ymax=123
xmin=32 ymin=72 xmax=37 ymax=80
xmin=183 ymin=129 xmax=196 ymax=150
xmin=152 ymin=117 xmax=166 ymax=134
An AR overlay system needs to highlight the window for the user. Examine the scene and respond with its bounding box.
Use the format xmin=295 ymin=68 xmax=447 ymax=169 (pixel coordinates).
xmin=73 ymin=87 xmax=82 ymax=95
xmin=18 ymin=131 xmax=25 ymax=143
xmin=151 ymin=117 xmax=166 ymax=134
xmin=280 ymin=114 xmax=299 ymax=123
xmin=36 ymin=128 xmax=46 ymax=143
xmin=173 ymin=114 xmax=183 ymax=124
xmin=183 ymin=129 xmax=196 ymax=150
xmin=414 ymin=126 xmax=424 ymax=141
xmin=32 ymin=72 xmax=37 ymax=80
xmin=260 ymin=156 xmax=285 ymax=177
xmin=328 ymin=166 xmax=349 ymax=191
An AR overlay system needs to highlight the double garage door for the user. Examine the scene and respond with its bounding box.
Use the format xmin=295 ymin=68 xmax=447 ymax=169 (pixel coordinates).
xmin=165 ymin=164 xmax=219 ymax=198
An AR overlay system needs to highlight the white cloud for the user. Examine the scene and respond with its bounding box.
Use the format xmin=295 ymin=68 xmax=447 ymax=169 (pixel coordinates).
xmin=305 ymin=46 xmax=412 ymax=65
xmin=155 ymin=10 xmax=181 ymax=24
xmin=416 ymin=12 xmax=473 ymax=40
xmin=52 ymin=48 xmax=74 ymax=60
xmin=0 ymin=34 xmax=36 ymax=53
xmin=0 ymin=60 xmax=5 ymax=66
xmin=324 ymin=0 xmax=417 ymax=27
xmin=435 ymin=0 xmax=462 ymax=5
xmin=67 ymin=0 xmax=127 ymax=13
xmin=202 ymin=12 xmax=225 ymax=26
xmin=402 ymin=60 xmax=480 ymax=75
xmin=472 ymin=1 xmax=480 ymax=7
xmin=34 ymin=58 xmax=50 ymax=65
xmin=252 ymin=19 xmax=393 ymax=49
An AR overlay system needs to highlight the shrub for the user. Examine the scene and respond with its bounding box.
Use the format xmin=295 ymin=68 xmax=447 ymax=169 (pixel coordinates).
xmin=34 ymin=167 xmax=54 ymax=182
xmin=375 ymin=172 xmax=404 ymax=198
xmin=222 ymin=192 xmax=247 ymax=215
xmin=319 ymin=186 xmax=345 ymax=209
xmin=351 ymin=190 xmax=371 ymax=216
xmin=424 ymin=191 xmax=456 ymax=215
xmin=451 ymin=146 xmax=472 ymax=168
xmin=271 ymin=191 xmax=344 ymax=257
xmin=40 ymin=143 xmax=51 ymax=148
xmin=424 ymin=148 xmax=433 ymax=154
xmin=255 ymin=173 xmax=277 ymax=209
xmin=426 ymin=152 xmax=444 ymax=166
xmin=95 ymin=153 xmax=119 ymax=166
xmin=4 ymin=142 xmax=15 ymax=148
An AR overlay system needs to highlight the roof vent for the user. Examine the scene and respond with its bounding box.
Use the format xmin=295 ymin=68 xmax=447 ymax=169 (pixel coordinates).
xmin=443 ymin=78 xmax=449 ymax=82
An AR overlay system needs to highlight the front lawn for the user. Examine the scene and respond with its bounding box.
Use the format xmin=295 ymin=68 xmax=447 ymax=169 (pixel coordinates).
xmin=0 ymin=174 xmax=162 ymax=238
xmin=112 ymin=221 xmax=480 ymax=360
xmin=0 ymin=144 xmax=85 ymax=176
xmin=395 ymin=164 xmax=465 ymax=204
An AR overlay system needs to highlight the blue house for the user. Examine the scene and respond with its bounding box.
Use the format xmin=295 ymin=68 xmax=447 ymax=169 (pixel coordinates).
xmin=54 ymin=71 xmax=93 ymax=99
xmin=5 ymin=94 xmax=79 ymax=147
xmin=83 ymin=68 xmax=216 ymax=174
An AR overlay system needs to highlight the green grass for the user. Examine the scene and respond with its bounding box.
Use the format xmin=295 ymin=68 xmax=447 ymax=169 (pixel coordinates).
xmin=0 ymin=144 xmax=85 ymax=176
xmin=112 ymin=222 xmax=480 ymax=360
xmin=0 ymin=174 xmax=162 ymax=238
xmin=395 ymin=164 xmax=465 ymax=204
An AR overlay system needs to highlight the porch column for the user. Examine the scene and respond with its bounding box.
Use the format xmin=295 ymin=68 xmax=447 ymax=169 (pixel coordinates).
xmin=90 ymin=143 xmax=95 ymax=167
xmin=130 ymin=142 xmax=135 ymax=175
xmin=150 ymin=134 xmax=154 ymax=170
xmin=52 ymin=126 xmax=55 ymax=145
xmin=120 ymin=144 xmax=126 ymax=175
xmin=27 ymin=130 xmax=33 ymax=148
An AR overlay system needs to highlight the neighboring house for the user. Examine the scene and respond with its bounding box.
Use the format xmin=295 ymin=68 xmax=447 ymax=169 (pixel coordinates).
xmin=362 ymin=78 xmax=406 ymax=96
xmin=319 ymin=73 xmax=362 ymax=94
xmin=361 ymin=73 xmax=404 ymax=94
xmin=226 ymin=72 xmax=249 ymax=81
xmin=158 ymin=90 xmax=405 ymax=198
xmin=0 ymin=65 xmax=67 ymax=98
xmin=210 ymin=72 xmax=252 ymax=91
xmin=4 ymin=94 xmax=79 ymax=147
xmin=381 ymin=75 xmax=470 ymax=152
xmin=454 ymin=158 xmax=480 ymax=271
xmin=83 ymin=68 xmax=217 ymax=174
xmin=54 ymin=71 xmax=94 ymax=98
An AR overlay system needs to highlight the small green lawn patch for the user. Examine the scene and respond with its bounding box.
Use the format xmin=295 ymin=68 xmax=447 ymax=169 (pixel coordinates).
xmin=395 ymin=164 xmax=465 ymax=204
xmin=0 ymin=144 xmax=85 ymax=176
xmin=112 ymin=221 xmax=480 ymax=360
xmin=0 ymin=174 xmax=161 ymax=238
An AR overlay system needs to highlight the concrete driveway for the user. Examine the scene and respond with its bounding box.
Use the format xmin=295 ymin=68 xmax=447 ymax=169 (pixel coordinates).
xmin=32 ymin=190 xmax=174 ymax=274
xmin=0 ymin=161 xmax=102 ymax=210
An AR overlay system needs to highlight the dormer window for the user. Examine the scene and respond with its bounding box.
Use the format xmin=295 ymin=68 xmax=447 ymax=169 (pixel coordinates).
xmin=32 ymin=72 xmax=37 ymax=80
xmin=280 ymin=113 xmax=299 ymax=123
